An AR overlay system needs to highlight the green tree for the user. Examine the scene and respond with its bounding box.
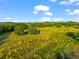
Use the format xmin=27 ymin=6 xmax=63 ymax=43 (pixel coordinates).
xmin=14 ymin=23 xmax=29 ymax=35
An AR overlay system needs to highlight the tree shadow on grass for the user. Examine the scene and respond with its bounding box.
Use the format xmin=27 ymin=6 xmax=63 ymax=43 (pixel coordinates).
xmin=0 ymin=32 xmax=10 ymax=45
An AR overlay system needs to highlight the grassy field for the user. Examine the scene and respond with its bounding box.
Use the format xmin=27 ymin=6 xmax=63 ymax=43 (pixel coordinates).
xmin=0 ymin=27 xmax=79 ymax=59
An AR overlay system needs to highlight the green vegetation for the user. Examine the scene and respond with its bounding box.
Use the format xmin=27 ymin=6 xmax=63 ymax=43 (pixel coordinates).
xmin=66 ymin=32 xmax=79 ymax=41
xmin=14 ymin=23 xmax=29 ymax=35
xmin=0 ymin=22 xmax=14 ymax=33
xmin=0 ymin=22 xmax=79 ymax=59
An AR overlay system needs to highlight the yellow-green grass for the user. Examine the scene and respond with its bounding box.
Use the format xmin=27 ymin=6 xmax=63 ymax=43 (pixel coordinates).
xmin=0 ymin=27 xmax=79 ymax=59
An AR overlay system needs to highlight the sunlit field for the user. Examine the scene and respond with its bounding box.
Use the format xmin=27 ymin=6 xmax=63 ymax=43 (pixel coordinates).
xmin=0 ymin=22 xmax=79 ymax=59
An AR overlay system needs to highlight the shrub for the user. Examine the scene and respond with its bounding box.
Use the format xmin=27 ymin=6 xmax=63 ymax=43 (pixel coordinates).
xmin=14 ymin=24 xmax=29 ymax=35
xmin=66 ymin=32 xmax=75 ymax=38
xmin=29 ymin=28 xmax=40 ymax=35
xmin=66 ymin=32 xmax=79 ymax=41
xmin=55 ymin=52 xmax=62 ymax=59
xmin=74 ymin=32 xmax=79 ymax=40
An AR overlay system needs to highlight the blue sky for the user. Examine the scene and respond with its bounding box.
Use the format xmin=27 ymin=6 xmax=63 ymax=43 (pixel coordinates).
xmin=0 ymin=0 xmax=79 ymax=22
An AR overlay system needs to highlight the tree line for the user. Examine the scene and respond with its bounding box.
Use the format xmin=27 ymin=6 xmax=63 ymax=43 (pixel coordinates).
xmin=0 ymin=22 xmax=40 ymax=35
xmin=0 ymin=21 xmax=79 ymax=35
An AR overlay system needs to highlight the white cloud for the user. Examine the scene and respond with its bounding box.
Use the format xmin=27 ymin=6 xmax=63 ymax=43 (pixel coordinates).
xmin=65 ymin=9 xmax=71 ymax=12
xmin=2 ymin=17 xmax=12 ymax=22
xmin=41 ymin=17 xmax=51 ymax=21
xmin=65 ymin=18 xmax=79 ymax=22
xmin=13 ymin=20 xmax=28 ymax=22
xmin=13 ymin=20 xmax=20 ymax=22
xmin=60 ymin=0 xmax=79 ymax=5
xmin=45 ymin=11 xmax=53 ymax=16
xmin=76 ymin=2 xmax=79 ymax=5
xmin=60 ymin=1 xmax=67 ymax=5
xmin=41 ymin=17 xmax=64 ymax=22
xmin=51 ymin=17 xmax=64 ymax=22
xmin=13 ymin=20 xmax=19 ymax=22
xmin=4 ymin=17 xmax=11 ymax=20
xmin=74 ymin=18 xmax=79 ymax=21
xmin=65 ymin=9 xmax=74 ymax=15
xmin=49 ymin=0 xmax=56 ymax=2
xmin=33 ymin=5 xmax=53 ymax=16
xmin=73 ymin=9 xmax=79 ymax=14
xmin=33 ymin=11 xmax=38 ymax=14
xmin=65 ymin=9 xmax=79 ymax=15
xmin=34 ymin=5 xmax=49 ymax=12
xmin=33 ymin=5 xmax=53 ymax=17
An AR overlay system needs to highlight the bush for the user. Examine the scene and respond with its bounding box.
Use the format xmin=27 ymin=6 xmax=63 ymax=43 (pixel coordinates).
xmin=74 ymin=32 xmax=79 ymax=40
xmin=54 ymin=52 xmax=62 ymax=59
xmin=14 ymin=23 xmax=40 ymax=35
xmin=66 ymin=32 xmax=75 ymax=38
xmin=14 ymin=24 xmax=29 ymax=35
xmin=66 ymin=32 xmax=79 ymax=41
xmin=29 ymin=28 xmax=40 ymax=35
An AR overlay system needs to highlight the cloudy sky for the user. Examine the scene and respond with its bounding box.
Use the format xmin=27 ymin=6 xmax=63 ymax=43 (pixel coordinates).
xmin=0 ymin=0 xmax=79 ymax=22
